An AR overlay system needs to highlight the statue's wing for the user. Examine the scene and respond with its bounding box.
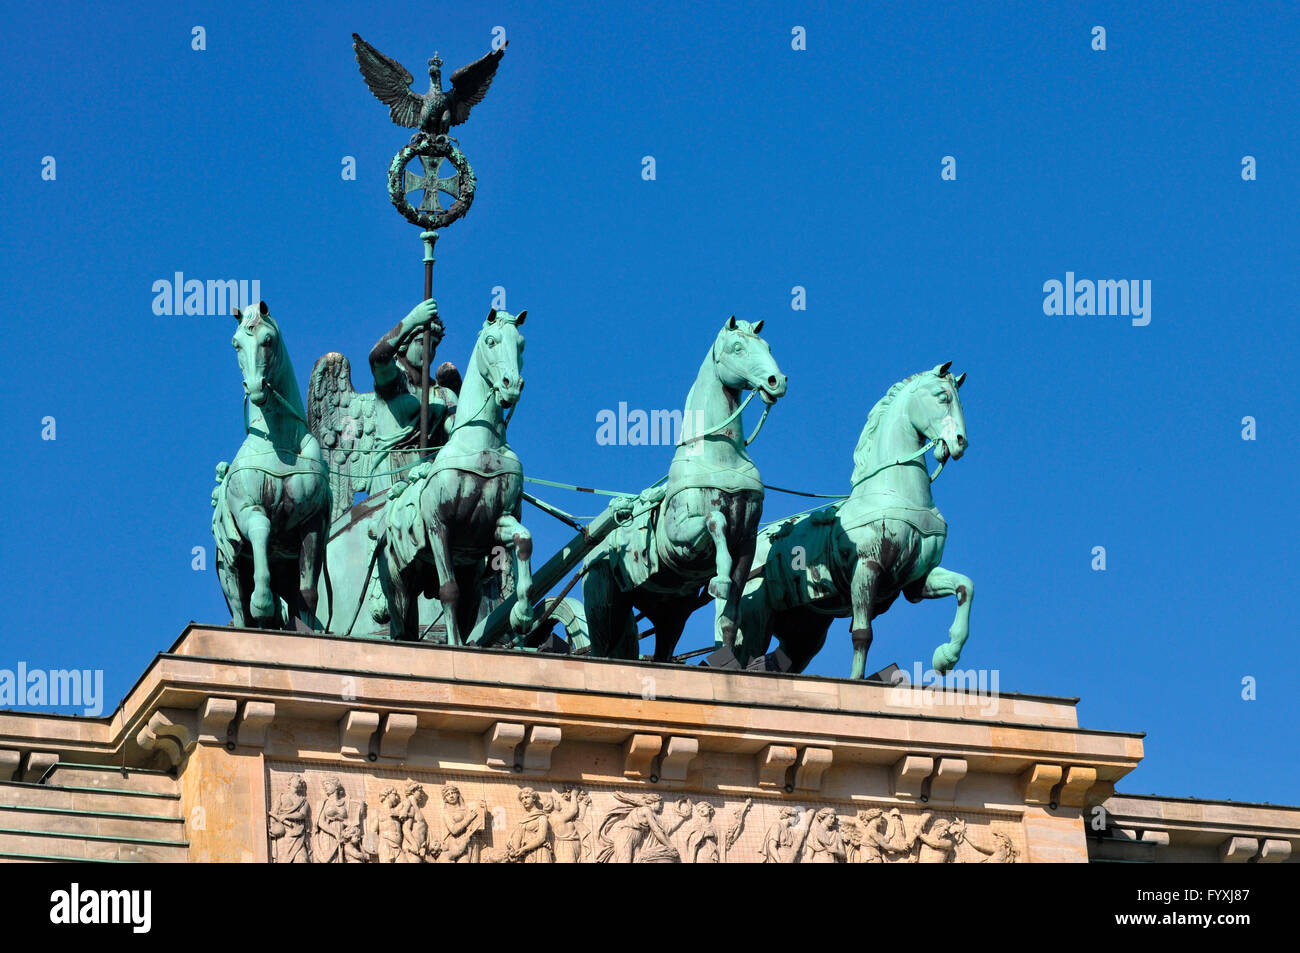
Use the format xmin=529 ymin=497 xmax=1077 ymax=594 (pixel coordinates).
xmin=448 ymin=45 xmax=506 ymax=125
xmin=352 ymin=33 xmax=423 ymax=128
xmin=308 ymin=352 xmax=378 ymax=522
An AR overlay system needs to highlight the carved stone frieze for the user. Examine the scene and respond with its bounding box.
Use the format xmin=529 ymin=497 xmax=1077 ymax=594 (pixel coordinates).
xmin=265 ymin=764 xmax=1021 ymax=863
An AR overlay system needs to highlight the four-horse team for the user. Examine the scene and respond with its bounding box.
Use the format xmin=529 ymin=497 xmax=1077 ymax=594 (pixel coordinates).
xmin=214 ymin=298 xmax=972 ymax=678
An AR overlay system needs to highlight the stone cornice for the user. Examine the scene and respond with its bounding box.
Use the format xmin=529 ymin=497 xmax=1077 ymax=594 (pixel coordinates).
xmin=0 ymin=626 xmax=1143 ymax=794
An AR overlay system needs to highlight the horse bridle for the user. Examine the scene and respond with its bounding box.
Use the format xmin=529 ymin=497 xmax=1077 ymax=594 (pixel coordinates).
xmin=851 ymin=438 xmax=947 ymax=486
xmin=676 ymin=336 xmax=779 ymax=448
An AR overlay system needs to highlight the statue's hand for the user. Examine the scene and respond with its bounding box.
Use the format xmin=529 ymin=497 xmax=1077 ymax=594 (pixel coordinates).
xmin=404 ymin=299 xmax=443 ymax=339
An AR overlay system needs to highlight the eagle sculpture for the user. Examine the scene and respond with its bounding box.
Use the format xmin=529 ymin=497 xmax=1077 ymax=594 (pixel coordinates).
xmin=352 ymin=33 xmax=506 ymax=140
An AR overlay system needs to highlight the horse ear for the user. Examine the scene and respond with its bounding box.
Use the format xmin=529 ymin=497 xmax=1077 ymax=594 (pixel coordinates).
xmin=753 ymin=319 xmax=764 ymax=334
xmin=727 ymin=315 xmax=738 ymax=330
xmin=936 ymin=360 xmax=953 ymax=376
xmin=486 ymin=307 xmax=497 ymax=323
xmin=515 ymin=309 xmax=527 ymax=326
xmin=258 ymin=301 xmax=268 ymax=316
xmin=231 ymin=307 xmax=242 ymax=320
xmin=955 ymin=372 xmax=966 ymax=389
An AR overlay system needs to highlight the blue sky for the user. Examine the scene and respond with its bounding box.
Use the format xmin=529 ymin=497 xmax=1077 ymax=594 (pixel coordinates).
xmin=1 ymin=1 xmax=1296 ymax=804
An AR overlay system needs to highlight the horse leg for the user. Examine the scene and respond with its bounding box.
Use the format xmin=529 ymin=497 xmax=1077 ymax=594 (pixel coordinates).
xmin=734 ymin=600 xmax=768 ymax=668
xmin=496 ymin=514 xmax=535 ymax=634
xmin=377 ymin=540 xmax=412 ymax=640
xmin=908 ymin=566 xmax=973 ymax=673
xmin=849 ymin=555 xmax=881 ymax=678
xmin=428 ymin=520 xmax=462 ymax=646
xmin=771 ymin=607 xmax=831 ymax=673
xmin=246 ymin=510 xmax=276 ymax=626
xmin=734 ymin=562 xmax=770 ymax=666
xmin=582 ymin=559 xmax=635 ymax=659
xmin=216 ymin=554 xmax=246 ymax=627
xmin=721 ymin=538 xmax=755 ymax=658
xmin=642 ymin=595 xmax=693 ymax=663
xmin=703 ymin=510 xmax=734 ymax=649
xmin=274 ymin=559 xmax=305 ymax=632
xmin=297 ymin=517 xmax=327 ymax=632
xmin=453 ymin=562 xmax=484 ymax=640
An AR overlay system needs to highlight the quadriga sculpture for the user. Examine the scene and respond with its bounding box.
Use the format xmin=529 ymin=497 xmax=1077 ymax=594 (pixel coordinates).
xmin=583 ymin=317 xmax=787 ymax=661
xmin=212 ymin=302 xmax=331 ymax=630
xmin=378 ymin=309 xmax=534 ymax=643
xmin=736 ymin=363 xmax=972 ymax=677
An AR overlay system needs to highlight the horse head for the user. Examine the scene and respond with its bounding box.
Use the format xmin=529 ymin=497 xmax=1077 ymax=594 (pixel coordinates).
xmin=475 ymin=308 xmax=527 ymax=408
xmin=711 ymin=316 xmax=787 ymax=405
xmin=231 ymin=301 xmax=284 ymax=407
xmin=908 ymin=361 xmax=968 ymax=463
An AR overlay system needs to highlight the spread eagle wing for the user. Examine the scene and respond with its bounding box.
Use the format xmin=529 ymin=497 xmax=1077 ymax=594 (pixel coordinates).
xmin=352 ymin=33 xmax=423 ymax=129
xmin=308 ymin=352 xmax=379 ymax=523
xmin=448 ymin=44 xmax=506 ymax=125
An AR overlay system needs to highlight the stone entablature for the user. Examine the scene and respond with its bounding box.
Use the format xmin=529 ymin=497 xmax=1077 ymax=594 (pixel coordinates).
xmin=1089 ymin=794 xmax=1300 ymax=863
xmin=0 ymin=625 xmax=1293 ymax=862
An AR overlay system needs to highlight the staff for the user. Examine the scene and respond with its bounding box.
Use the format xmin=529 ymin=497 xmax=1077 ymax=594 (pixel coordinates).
xmin=419 ymin=229 xmax=438 ymax=450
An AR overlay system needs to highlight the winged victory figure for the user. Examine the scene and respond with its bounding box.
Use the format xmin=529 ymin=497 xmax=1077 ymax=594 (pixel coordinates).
xmin=308 ymin=299 xmax=462 ymax=523
xmin=352 ymin=33 xmax=507 ymax=141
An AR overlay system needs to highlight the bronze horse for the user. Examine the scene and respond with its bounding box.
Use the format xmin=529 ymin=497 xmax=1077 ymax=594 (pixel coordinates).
xmin=583 ymin=318 xmax=787 ymax=661
xmin=212 ymin=303 xmax=330 ymax=630
xmin=736 ymin=364 xmax=971 ymax=677
xmin=379 ymin=309 xmax=535 ymax=643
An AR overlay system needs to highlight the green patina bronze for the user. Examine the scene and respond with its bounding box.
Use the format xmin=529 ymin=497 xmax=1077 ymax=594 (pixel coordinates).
xmin=307 ymin=299 xmax=458 ymax=522
xmin=304 ymin=300 xmax=462 ymax=639
xmin=582 ymin=318 xmax=787 ymax=661
xmin=352 ymin=32 xmax=503 ymax=232
xmin=378 ymin=309 xmax=535 ymax=645
xmin=213 ymin=303 xmax=331 ymax=631
xmin=736 ymin=364 xmax=972 ymax=677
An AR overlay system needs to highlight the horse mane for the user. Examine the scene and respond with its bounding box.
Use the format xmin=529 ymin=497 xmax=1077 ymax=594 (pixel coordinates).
xmin=849 ymin=369 xmax=932 ymax=485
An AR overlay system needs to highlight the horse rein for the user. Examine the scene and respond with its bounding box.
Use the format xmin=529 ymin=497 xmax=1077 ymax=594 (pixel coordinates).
xmin=850 ymin=439 xmax=947 ymax=486
xmin=675 ymin=389 xmax=774 ymax=449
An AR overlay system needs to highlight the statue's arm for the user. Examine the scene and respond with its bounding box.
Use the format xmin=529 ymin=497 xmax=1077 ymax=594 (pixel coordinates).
xmin=647 ymin=811 xmax=676 ymax=850
xmin=866 ymin=827 xmax=892 ymax=850
xmin=369 ymin=299 xmax=443 ymax=389
xmin=917 ymin=831 xmax=949 ymax=850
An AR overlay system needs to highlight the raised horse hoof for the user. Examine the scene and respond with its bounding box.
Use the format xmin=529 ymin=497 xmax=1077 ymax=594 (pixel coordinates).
xmin=509 ymin=603 xmax=535 ymax=635
xmin=249 ymin=590 xmax=276 ymax=625
xmin=932 ymin=644 xmax=960 ymax=674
